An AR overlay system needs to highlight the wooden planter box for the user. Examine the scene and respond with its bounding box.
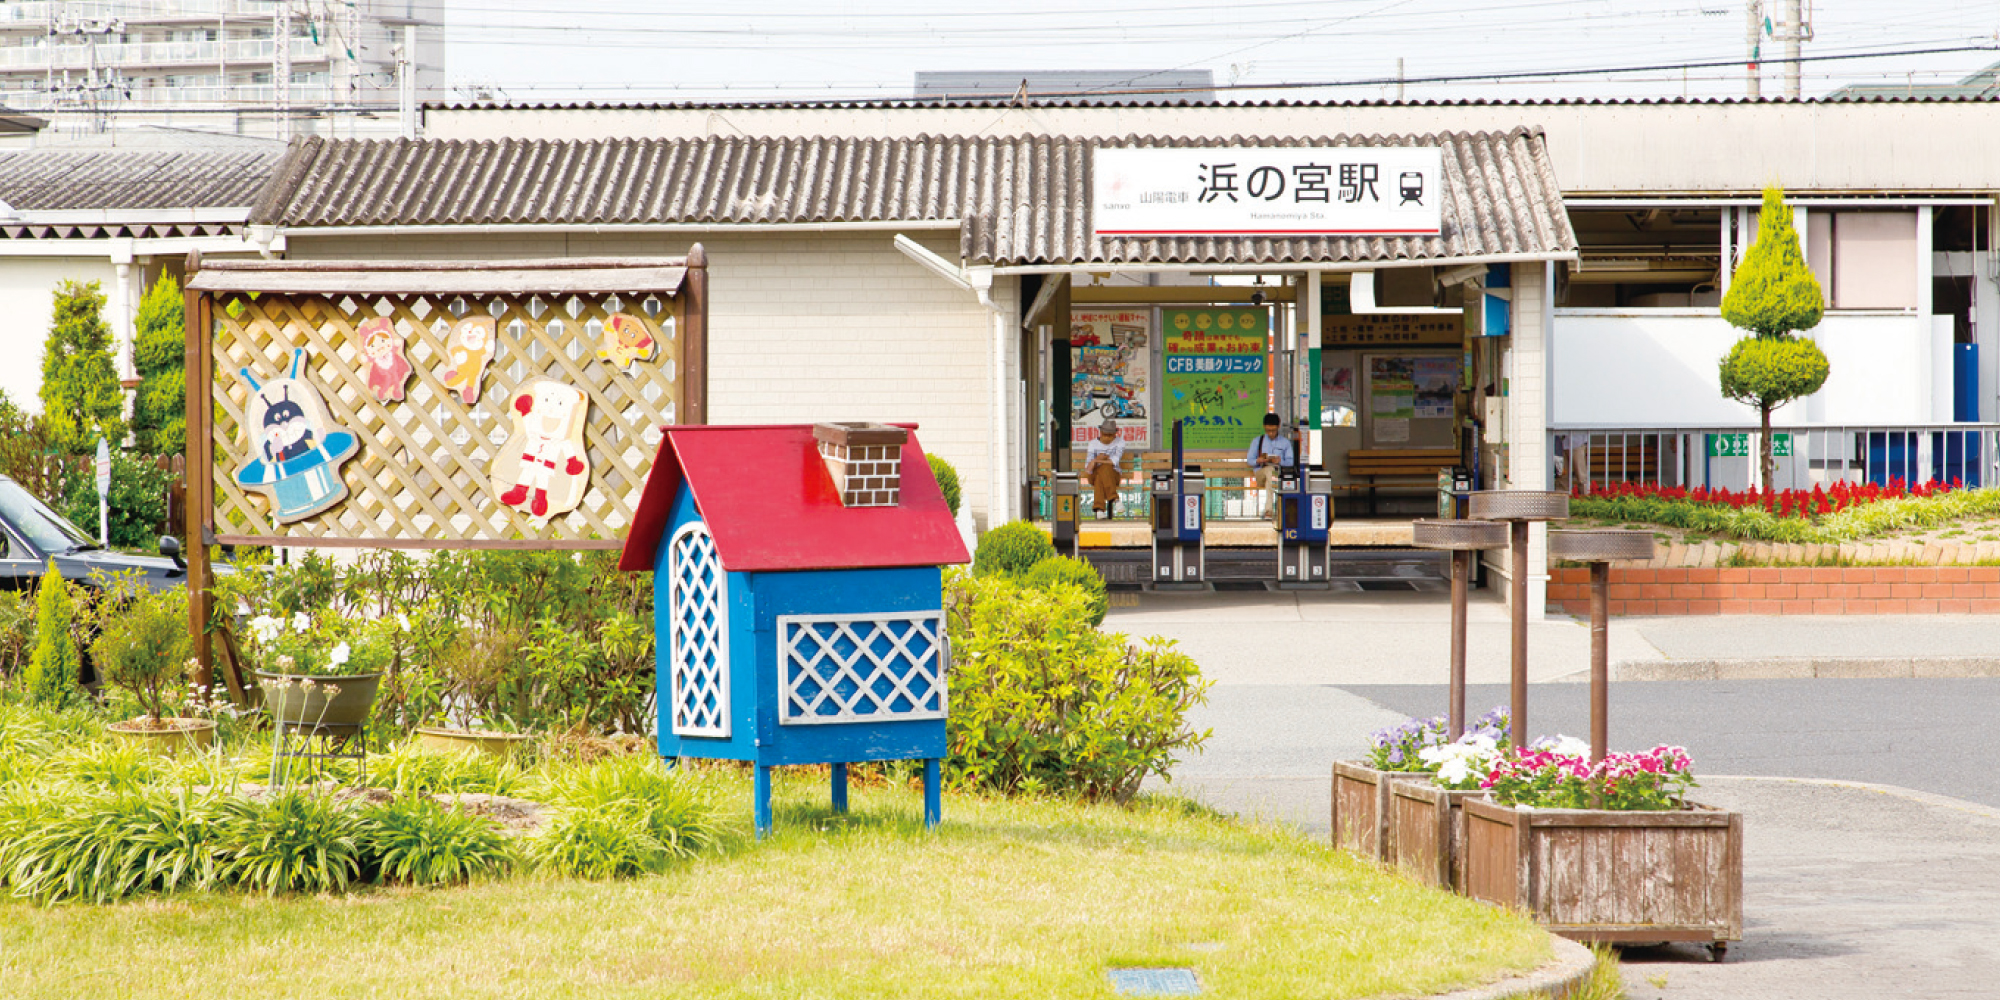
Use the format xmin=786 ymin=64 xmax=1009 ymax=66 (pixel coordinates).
xmin=1387 ymin=780 xmax=1482 ymax=890
xmin=1330 ymin=761 xmax=1399 ymax=859
xmin=1462 ymin=797 xmax=1743 ymax=955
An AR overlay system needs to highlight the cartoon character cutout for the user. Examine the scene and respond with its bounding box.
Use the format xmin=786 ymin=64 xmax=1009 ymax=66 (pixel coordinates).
xmin=234 ymin=347 xmax=360 ymax=524
xmin=356 ymin=317 xmax=413 ymax=402
xmin=491 ymin=379 xmax=591 ymax=521
xmin=441 ymin=316 xmax=496 ymax=405
xmin=595 ymin=313 xmax=656 ymax=372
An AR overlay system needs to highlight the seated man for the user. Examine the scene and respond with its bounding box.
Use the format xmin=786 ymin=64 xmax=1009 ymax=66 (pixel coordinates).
xmin=1245 ymin=413 xmax=1296 ymax=518
xmin=1083 ymin=423 xmax=1125 ymax=519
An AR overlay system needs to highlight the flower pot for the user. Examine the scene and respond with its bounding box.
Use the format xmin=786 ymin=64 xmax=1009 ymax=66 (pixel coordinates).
xmin=1387 ymin=780 xmax=1484 ymax=891
xmin=1330 ymin=761 xmax=1416 ymax=861
xmin=106 ymin=717 xmax=217 ymax=755
xmin=414 ymin=726 xmax=533 ymax=759
xmin=256 ymin=672 xmax=382 ymax=730
xmin=1461 ymin=796 xmax=1743 ymax=958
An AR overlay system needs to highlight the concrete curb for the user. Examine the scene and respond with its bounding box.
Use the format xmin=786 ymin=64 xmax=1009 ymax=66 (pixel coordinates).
xmin=1547 ymin=657 xmax=2000 ymax=682
xmin=1425 ymin=936 xmax=1596 ymax=1000
xmin=1704 ymin=773 xmax=2000 ymax=822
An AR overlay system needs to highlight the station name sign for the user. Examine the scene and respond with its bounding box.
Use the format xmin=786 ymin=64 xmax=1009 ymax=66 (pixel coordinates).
xmin=1092 ymin=146 xmax=1443 ymax=238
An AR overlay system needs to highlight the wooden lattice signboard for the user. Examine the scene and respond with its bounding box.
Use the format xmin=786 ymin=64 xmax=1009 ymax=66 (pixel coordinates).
xmin=181 ymin=251 xmax=710 ymax=675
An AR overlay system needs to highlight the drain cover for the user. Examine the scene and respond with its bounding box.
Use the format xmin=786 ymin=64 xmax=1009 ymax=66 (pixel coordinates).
xmin=1356 ymin=579 xmax=1418 ymax=591
xmin=1109 ymin=968 xmax=1201 ymax=996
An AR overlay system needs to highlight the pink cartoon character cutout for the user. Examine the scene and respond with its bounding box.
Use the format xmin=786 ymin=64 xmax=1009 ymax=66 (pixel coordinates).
xmin=357 ymin=318 xmax=413 ymax=402
xmin=491 ymin=379 xmax=591 ymax=520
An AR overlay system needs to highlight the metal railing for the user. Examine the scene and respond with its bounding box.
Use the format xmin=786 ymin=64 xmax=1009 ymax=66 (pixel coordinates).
xmin=1550 ymin=424 xmax=2000 ymax=493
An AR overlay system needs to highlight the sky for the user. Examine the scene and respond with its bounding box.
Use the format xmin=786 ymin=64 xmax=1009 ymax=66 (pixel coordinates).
xmin=440 ymin=0 xmax=2000 ymax=105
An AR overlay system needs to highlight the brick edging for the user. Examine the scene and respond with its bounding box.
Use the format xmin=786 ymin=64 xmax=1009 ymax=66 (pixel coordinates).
xmin=1545 ymin=565 xmax=2000 ymax=616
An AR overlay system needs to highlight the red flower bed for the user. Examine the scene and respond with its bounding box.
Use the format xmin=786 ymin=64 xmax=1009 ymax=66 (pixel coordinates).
xmin=1573 ymin=478 xmax=1959 ymax=519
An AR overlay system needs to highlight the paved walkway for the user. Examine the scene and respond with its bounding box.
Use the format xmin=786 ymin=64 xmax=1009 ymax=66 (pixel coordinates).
xmin=1118 ymin=590 xmax=2000 ymax=999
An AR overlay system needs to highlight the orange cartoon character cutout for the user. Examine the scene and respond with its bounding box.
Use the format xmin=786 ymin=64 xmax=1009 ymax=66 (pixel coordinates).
xmin=441 ymin=316 xmax=496 ymax=405
xmin=595 ymin=312 xmax=656 ymax=373
xmin=356 ymin=318 xmax=413 ymax=403
xmin=491 ymin=379 xmax=591 ymax=521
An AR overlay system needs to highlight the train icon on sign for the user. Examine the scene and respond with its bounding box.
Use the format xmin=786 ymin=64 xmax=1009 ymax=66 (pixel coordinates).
xmin=1399 ymin=171 xmax=1425 ymax=205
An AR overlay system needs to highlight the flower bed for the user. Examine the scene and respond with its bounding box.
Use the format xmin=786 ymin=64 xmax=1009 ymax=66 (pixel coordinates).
xmin=1568 ymin=480 xmax=2000 ymax=545
xmin=1333 ymin=709 xmax=1507 ymax=863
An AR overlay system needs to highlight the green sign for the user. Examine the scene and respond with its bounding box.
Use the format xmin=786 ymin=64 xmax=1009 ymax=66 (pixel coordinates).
xmin=1161 ymin=307 xmax=1269 ymax=450
xmin=1707 ymin=433 xmax=1792 ymax=458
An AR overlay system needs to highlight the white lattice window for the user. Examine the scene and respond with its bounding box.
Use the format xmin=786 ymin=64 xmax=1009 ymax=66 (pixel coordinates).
xmin=667 ymin=521 xmax=730 ymax=737
xmin=778 ymin=612 xmax=948 ymax=725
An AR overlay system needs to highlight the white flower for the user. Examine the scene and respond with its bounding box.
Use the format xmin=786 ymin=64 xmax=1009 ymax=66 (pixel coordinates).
xmin=328 ymin=641 xmax=351 ymax=669
xmin=1538 ymin=734 xmax=1592 ymax=759
xmin=291 ymin=611 xmax=312 ymax=633
xmin=247 ymin=615 xmax=281 ymax=644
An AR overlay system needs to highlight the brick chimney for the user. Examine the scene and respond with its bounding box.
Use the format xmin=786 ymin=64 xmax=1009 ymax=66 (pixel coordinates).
xmin=813 ymin=422 xmax=909 ymax=507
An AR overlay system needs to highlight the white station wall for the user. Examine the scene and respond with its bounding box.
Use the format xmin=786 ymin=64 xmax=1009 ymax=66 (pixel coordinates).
xmin=1550 ymin=310 xmax=1942 ymax=428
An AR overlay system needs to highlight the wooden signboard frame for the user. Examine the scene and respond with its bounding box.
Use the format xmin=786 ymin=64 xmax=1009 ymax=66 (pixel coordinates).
xmin=181 ymin=249 xmax=710 ymax=685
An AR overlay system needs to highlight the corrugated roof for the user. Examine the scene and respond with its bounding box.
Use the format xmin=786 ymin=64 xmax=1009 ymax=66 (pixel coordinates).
xmin=257 ymin=131 xmax=1576 ymax=268
xmin=423 ymin=92 xmax=2000 ymax=112
xmin=0 ymin=147 xmax=284 ymax=212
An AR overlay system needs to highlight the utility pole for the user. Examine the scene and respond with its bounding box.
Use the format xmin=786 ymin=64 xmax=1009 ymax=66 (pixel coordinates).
xmin=1744 ymin=0 xmax=1762 ymax=98
xmin=274 ymin=0 xmax=292 ymax=141
xmin=1396 ymin=57 xmax=1405 ymax=101
xmin=1779 ymin=0 xmax=1811 ymax=99
xmin=397 ymin=22 xmax=416 ymax=139
xmin=50 ymin=7 xmax=124 ymax=132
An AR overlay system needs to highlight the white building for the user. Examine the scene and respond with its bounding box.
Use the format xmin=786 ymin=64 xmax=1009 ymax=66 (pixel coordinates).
xmin=0 ymin=0 xmax=443 ymax=139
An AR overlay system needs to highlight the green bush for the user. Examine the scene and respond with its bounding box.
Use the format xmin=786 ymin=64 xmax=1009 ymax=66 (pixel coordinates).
xmin=89 ymin=585 xmax=189 ymax=722
xmin=358 ymin=796 xmax=513 ymax=887
xmin=62 ymin=451 xmax=178 ymax=550
xmin=213 ymin=790 xmax=365 ymax=895
xmin=528 ymin=806 xmax=672 ymax=880
xmin=360 ymin=744 xmax=527 ymax=797
xmin=1022 ymin=555 xmax=1108 ymax=627
xmin=3 ymin=786 xmax=220 ymax=903
xmin=37 ymin=280 xmax=124 ymax=456
xmin=973 ymin=520 xmax=1055 ymax=577
xmin=1721 ymin=186 xmax=1824 ymax=339
xmin=130 ymin=274 xmax=186 ymax=456
xmin=529 ymin=757 xmax=719 ymax=879
xmin=943 ymin=574 xmax=1210 ymax=802
xmin=0 ymin=589 xmax=34 ymax=688
xmin=927 ymin=452 xmax=962 ymax=516
xmin=24 ymin=563 xmax=80 ymax=711
xmin=52 ymin=739 xmax=168 ymax=791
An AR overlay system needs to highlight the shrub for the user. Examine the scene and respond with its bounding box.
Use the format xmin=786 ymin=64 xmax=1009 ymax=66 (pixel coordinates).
xmin=529 ymin=806 xmax=672 ymax=880
xmin=1022 ymin=555 xmax=1108 ymax=626
xmin=943 ymin=574 xmax=1210 ymax=802
xmin=24 ymin=563 xmax=80 ymax=711
xmin=972 ymin=520 xmax=1055 ymax=577
xmin=131 ymin=274 xmax=186 ymax=456
xmin=3 ymin=786 xmax=220 ymax=902
xmin=358 ymin=796 xmax=513 ymax=886
xmin=90 ymin=585 xmax=190 ymax=723
xmin=0 ymin=590 xmax=34 ymax=686
xmin=360 ymin=743 xmax=527 ymax=797
xmin=545 ymin=755 xmax=719 ymax=859
xmin=62 ymin=451 xmax=178 ymax=550
xmin=213 ymin=790 xmax=365 ymax=895
xmin=1719 ymin=186 xmax=1828 ymax=488
xmin=927 ymin=452 xmax=962 ymax=516
xmin=53 ymin=739 xmax=168 ymax=791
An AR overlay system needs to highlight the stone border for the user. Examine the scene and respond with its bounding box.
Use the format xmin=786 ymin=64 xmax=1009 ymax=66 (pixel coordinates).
xmin=1547 ymin=566 xmax=2000 ymax=616
xmin=1426 ymin=936 xmax=1596 ymax=1000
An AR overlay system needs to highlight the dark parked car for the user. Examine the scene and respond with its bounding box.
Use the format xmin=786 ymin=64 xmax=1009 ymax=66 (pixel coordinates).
xmin=0 ymin=473 xmax=191 ymax=593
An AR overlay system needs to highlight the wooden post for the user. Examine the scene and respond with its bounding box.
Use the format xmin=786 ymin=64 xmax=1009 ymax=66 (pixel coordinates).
xmin=1590 ymin=561 xmax=1610 ymax=763
xmin=1449 ymin=549 xmax=1468 ymax=740
xmin=1509 ymin=519 xmax=1528 ymax=745
xmin=923 ymin=758 xmax=942 ymax=829
xmin=830 ymin=762 xmax=848 ymax=815
xmin=754 ymin=764 xmax=772 ymax=839
xmin=682 ymin=243 xmax=708 ymax=426
xmin=182 ymin=251 xmax=213 ymax=691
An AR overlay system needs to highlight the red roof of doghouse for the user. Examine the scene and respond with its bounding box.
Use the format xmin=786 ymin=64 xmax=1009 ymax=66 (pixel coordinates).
xmin=619 ymin=424 xmax=970 ymax=573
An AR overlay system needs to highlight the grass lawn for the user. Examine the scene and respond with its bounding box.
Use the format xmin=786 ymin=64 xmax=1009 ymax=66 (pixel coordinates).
xmin=0 ymin=771 xmax=1551 ymax=1000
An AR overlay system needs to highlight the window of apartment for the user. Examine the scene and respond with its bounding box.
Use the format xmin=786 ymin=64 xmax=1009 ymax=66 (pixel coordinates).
xmin=1562 ymin=208 xmax=1723 ymax=308
xmin=1804 ymin=210 xmax=1917 ymax=310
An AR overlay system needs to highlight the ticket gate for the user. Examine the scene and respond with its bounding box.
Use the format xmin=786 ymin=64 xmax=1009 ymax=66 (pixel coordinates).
xmin=1150 ymin=466 xmax=1205 ymax=586
xmin=1276 ymin=464 xmax=1333 ymax=587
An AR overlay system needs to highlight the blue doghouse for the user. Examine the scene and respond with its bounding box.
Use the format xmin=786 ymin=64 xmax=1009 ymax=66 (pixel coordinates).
xmin=620 ymin=421 xmax=970 ymax=837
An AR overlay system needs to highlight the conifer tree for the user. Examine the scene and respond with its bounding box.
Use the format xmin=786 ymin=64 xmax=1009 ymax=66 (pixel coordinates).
xmin=25 ymin=561 xmax=80 ymax=710
xmin=130 ymin=273 xmax=185 ymax=455
xmin=1718 ymin=187 xmax=1829 ymax=489
xmin=38 ymin=280 xmax=124 ymax=456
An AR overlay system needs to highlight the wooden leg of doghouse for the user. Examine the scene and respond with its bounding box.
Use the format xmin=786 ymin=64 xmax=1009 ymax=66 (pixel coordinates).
xmin=923 ymin=758 xmax=941 ymax=829
xmin=755 ymin=765 xmax=773 ymax=839
xmin=831 ymin=762 xmax=849 ymax=815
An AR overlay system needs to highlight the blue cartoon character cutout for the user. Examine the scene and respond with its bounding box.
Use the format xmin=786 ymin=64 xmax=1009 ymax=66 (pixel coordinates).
xmin=235 ymin=347 xmax=360 ymax=523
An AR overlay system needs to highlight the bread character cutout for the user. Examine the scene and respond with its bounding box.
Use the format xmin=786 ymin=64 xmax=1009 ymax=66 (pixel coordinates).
xmin=491 ymin=379 xmax=590 ymax=521
xmin=441 ymin=316 xmax=496 ymax=405
xmin=234 ymin=347 xmax=360 ymax=524
xmin=356 ymin=317 xmax=413 ymax=403
xmin=595 ymin=313 xmax=656 ymax=372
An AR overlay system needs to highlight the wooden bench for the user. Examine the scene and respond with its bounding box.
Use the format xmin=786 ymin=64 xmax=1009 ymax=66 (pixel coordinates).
xmin=1036 ymin=447 xmax=1267 ymax=520
xmin=1346 ymin=448 xmax=1462 ymax=515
